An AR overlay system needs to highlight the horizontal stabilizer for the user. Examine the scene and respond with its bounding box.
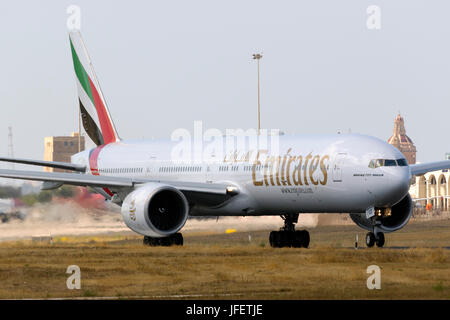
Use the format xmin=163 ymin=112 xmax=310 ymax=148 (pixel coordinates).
xmin=0 ymin=156 xmax=86 ymax=172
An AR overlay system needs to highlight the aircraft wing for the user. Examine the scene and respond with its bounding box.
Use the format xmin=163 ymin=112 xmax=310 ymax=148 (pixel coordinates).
xmin=0 ymin=156 xmax=86 ymax=172
xmin=409 ymin=160 xmax=450 ymax=176
xmin=0 ymin=168 xmax=237 ymax=196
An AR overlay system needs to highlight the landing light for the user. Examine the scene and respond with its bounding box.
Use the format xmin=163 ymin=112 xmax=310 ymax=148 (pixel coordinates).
xmin=385 ymin=208 xmax=392 ymax=217
xmin=226 ymin=186 xmax=239 ymax=196
xmin=375 ymin=208 xmax=392 ymax=217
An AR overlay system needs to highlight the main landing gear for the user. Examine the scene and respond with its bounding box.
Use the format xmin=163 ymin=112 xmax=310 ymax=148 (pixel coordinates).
xmin=365 ymin=231 xmax=385 ymax=248
xmin=269 ymin=214 xmax=310 ymax=248
xmin=143 ymin=233 xmax=183 ymax=246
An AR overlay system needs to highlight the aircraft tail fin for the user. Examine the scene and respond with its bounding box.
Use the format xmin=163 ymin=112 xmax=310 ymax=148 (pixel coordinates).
xmin=69 ymin=31 xmax=120 ymax=146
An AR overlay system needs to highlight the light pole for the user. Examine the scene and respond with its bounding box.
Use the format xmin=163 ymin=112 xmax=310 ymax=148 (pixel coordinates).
xmin=253 ymin=53 xmax=263 ymax=135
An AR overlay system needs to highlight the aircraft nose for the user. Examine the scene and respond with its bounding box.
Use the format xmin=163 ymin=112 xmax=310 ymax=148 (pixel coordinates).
xmin=372 ymin=167 xmax=411 ymax=206
xmin=387 ymin=167 xmax=411 ymax=201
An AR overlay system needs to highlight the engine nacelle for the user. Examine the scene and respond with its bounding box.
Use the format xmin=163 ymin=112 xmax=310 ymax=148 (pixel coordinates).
xmin=121 ymin=183 xmax=189 ymax=237
xmin=350 ymin=194 xmax=413 ymax=233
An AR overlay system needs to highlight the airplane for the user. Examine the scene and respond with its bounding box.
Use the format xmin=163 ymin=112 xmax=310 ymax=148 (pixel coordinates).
xmin=1 ymin=30 xmax=450 ymax=248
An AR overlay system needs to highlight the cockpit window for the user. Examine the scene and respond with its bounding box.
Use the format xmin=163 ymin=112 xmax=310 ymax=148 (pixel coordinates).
xmin=396 ymin=158 xmax=408 ymax=166
xmin=368 ymin=158 xmax=407 ymax=168
xmin=375 ymin=159 xmax=384 ymax=167
xmin=384 ymin=159 xmax=397 ymax=166
xmin=368 ymin=159 xmax=385 ymax=168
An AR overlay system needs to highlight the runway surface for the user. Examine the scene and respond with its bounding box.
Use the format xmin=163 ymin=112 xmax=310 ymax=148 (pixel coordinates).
xmin=0 ymin=213 xmax=449 ymax=299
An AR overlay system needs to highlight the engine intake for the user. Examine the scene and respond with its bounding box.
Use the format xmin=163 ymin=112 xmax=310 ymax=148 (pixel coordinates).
xmin=350 ymin=194 xmax=413 ymax=233
xmin=121 ymin=183 xmax=189 ymax=237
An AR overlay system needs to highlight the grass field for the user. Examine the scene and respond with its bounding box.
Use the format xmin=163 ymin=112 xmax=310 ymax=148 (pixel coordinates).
xmin=0 ymin=219 xmax=449 ymax=299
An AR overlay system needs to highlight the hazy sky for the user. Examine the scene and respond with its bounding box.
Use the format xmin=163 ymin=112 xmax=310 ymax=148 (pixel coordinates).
xmin=1 ymin=0 xmax=450 ymax=168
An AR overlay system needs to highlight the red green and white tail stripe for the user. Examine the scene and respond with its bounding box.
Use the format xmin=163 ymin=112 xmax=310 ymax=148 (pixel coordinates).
xmin=69 ymin=31 xmax=120 ymax=146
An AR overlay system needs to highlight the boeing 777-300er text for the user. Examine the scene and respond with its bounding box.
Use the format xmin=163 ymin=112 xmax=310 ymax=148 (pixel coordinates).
xmin=1 ymin=31 xmax=449 ymax=248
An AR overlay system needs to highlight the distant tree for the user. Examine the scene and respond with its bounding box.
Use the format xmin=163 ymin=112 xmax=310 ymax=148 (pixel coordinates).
xmin=54 ymin=186 xmax=75 ymax=198
xmin=21 ymin=194 xmax=38 ymax=206
xmin=0 ymin=186 xmax=22 ymax=199
xmin=36 ymin=191 xmax=52 ymax=203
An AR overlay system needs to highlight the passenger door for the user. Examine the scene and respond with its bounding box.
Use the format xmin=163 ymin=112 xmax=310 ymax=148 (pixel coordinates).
xmin=332 ymin=153 xmax=346 ymax=182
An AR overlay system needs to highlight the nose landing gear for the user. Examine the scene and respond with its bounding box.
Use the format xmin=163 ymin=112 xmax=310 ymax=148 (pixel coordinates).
xmin=269 ymin=214 xmax=310 ymax=248
xmin=365 ymin=231 xmax=385 ymax=248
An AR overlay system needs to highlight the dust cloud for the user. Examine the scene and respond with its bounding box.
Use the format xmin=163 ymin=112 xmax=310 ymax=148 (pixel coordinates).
xmin=0 ymin=201 xmax=352 ymax=241
xmin=0 ymin=202 xmax=128 ymax=241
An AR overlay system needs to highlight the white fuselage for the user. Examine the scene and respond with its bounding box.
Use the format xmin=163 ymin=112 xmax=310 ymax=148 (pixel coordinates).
xmin=72 ymin=134 xmax=411 ymax=216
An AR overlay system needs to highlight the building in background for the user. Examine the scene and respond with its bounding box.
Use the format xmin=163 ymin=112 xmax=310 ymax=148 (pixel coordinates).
xmin=389 ymin=114 xmax=450 ymax=210
xmin=410 ymin=168 xmax=450 ymax=210
xmin=387 ymin=113 xmax=417 ymax=164
xmin=43 ymin=133 xmax=85 ymax=172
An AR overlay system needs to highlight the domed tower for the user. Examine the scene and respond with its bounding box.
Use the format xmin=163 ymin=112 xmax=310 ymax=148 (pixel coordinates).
xmin=387 ymin=114 xmax=417 ymax=164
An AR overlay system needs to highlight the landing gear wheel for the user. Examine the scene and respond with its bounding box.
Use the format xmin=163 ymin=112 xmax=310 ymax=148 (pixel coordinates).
xmin=366 ymin=232 xmax=375 ymax=248
xmin=270 ymin=231 xmax=289 ymax=248
xmin=143 ymin=233 xmax=184 ymax=247
xmin=299 ymin=230 xmax=310 ymax=248
xmin=279 ymin=231 xmax=289 ymax=247
xmin=143 ymin=236 xmax=160 ymax=246
xmin=172 ymin=233 xmax=183 ymax=246
xmin=272 ymin=231 xmax=283 ymax=248
xmin=292 ymin=231 xmax=302 ymax=248
xmin=375 ymin=232 xmax=385 ymax=248
xmin=159 ymin=237 xmax=171 ymax=246
xmin=147 ymin=237 xmax=160 ymax=246
xmin=269 ymin=214 xmax=310 ymax=248
xmin=270 ymin=231 xmax=276 ymax=247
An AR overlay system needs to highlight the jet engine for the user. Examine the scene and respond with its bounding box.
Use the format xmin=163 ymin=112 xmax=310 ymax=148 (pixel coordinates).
xmin=121 ymin=183 xmax=189 ymax=237
xmin=350 ymin=194 xmax=413 ymax=233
